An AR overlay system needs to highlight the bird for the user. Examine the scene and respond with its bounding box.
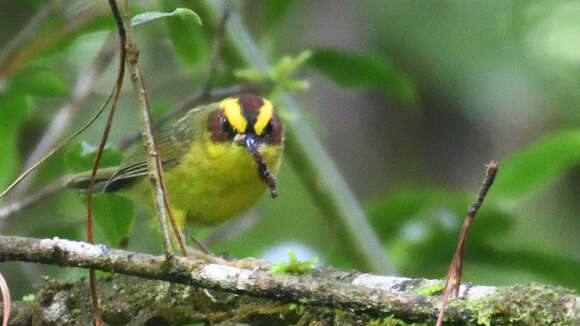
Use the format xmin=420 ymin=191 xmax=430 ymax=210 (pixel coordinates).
xmin=70 ymin=94 xmax=284 ymax=231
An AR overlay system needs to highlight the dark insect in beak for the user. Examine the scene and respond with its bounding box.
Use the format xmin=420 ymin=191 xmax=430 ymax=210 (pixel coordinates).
xmin=238 ymin=135 xmax=278 ymax=198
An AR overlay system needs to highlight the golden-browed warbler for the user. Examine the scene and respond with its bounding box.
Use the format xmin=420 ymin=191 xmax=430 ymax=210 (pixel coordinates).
xmin=72 ymin=94 xmax=283 ymax=230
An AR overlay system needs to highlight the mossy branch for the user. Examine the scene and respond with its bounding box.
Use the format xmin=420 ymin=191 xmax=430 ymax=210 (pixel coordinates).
xmin=0 ymin=235 xmax=578 ymax=325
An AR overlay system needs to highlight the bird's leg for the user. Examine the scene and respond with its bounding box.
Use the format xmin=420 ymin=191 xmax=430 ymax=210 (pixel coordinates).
xmin=184 ymin=245 xmax=270 ymax=270
xmin=180 ymin=231 xmax=270 ymax=270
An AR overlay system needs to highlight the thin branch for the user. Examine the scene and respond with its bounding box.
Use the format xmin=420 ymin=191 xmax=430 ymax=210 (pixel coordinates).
xmin=1 ymin=14 xmax=122 ymax=326
xmin=0 ymin=235 xmax=578 ymax=325
xmin=83 ymin=3 xmax=128 ymax=326
xmin=0 ymin=28 xmax=121 ymax=323
xmin=117 ymin=0 xmax=186 ymax=256
xmin=200 ymin=2 xmax=396 ymax=274
xmin=0 ymin=273 xmax=9 ymax=326
xmin=436 ymin=160 xmax=499 ymax=326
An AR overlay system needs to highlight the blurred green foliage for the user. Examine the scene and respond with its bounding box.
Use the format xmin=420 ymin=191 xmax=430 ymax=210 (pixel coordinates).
xmin=9 ymin=67 xmax=69 ymax=97
xmin=0 ymin=0 xmax=578 ymax=300
xmin=0 ymin=95 xmax=31 ymax=190
xmin=308 ymin=48 xmax=417 ymax=103
xmin=492 ymin=130 xmax=580 ymax=199
xmin=131 ymin=8 xmax=202 ymax=27
xmin=65 ymin=142 xmax=134 ymax=247
xmin=90 ymin=193 xmax=135 ymax=248
xmin=162 ymin=0 xmax=210 ymax=69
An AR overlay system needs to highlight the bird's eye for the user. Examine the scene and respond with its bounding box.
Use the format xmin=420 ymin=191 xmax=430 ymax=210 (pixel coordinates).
xmin=208 ymin=109 xmax=238 ymax=142
xmin=222 ymin=117 xmax=233 ymax=133
xmin=264 ymin=121 xmax=273 ymax=135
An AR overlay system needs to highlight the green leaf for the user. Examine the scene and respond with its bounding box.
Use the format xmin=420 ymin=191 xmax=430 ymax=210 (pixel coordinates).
xmin=161 ymin=0 xmax=209 ymax=67
xmin=9 ymin=67 xmax=69 ymax=97
xmin=132 ymin=8 xmax=202 ymax=26
xmin=268 ymin=250 xmax=318 ymax=275
xmin=92 ymin=193 xmax=135 ymax=247
xmin=65 ymin=141 xmax=124 ymax=173
xmin=308 ymin=47 xmax=418 ymax=103
xmin=492 ymin=130 xmax=580 ymax=199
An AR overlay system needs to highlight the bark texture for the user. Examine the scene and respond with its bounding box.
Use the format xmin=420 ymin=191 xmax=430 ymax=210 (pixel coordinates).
xmin=0 ymin=236 xmax=578 ymax=325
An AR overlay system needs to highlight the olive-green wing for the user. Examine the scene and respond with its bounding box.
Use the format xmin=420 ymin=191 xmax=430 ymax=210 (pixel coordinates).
xmin=103 ymin=127 xmax=186 ymax=192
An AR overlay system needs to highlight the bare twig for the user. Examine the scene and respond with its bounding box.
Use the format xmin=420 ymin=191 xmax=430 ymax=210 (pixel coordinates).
xmin=82 ymin=3 xmax=127 ymax=325
xmin=0 ymin=235 xmax=578 ymax=325
xmin=0 ymin=273 xmax=9 ymax=326
xmin=8 ymin=33 xmax=117 ymax=202
xmin=116 ymin=0 xmax=187 ymax=257
xmin=435 ymin=160 xmax=499 ymax=326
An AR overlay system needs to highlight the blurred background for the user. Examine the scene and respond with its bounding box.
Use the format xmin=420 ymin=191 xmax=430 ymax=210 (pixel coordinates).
xmin=0 ymin=0 xmax=578 ymax=299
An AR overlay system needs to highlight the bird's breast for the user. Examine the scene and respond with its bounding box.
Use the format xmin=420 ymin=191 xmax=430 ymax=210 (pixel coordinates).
xmin=163 ymin=139 xmax=282 ymax=228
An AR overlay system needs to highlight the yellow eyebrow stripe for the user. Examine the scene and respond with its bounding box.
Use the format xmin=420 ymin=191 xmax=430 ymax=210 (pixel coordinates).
xmin=221 ymin=97 xmax=247 ymax=133
xmin=254 ymin=99 xmax=273 ymax=135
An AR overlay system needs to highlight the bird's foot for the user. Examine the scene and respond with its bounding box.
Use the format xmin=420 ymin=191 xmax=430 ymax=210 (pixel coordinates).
xmin=183 ymin=245 xmax=270 ymax=270
xmin=224 ymin=256 xmax=271 ymax=270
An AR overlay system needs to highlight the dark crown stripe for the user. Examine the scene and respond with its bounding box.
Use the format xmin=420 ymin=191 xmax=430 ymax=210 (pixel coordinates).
xmin=237 ymin=95 xmax=264 ymax=127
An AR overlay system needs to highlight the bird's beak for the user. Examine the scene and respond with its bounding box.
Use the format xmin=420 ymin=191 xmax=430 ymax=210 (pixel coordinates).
xmin=236 ymin=134 xmax=278 ymax=198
